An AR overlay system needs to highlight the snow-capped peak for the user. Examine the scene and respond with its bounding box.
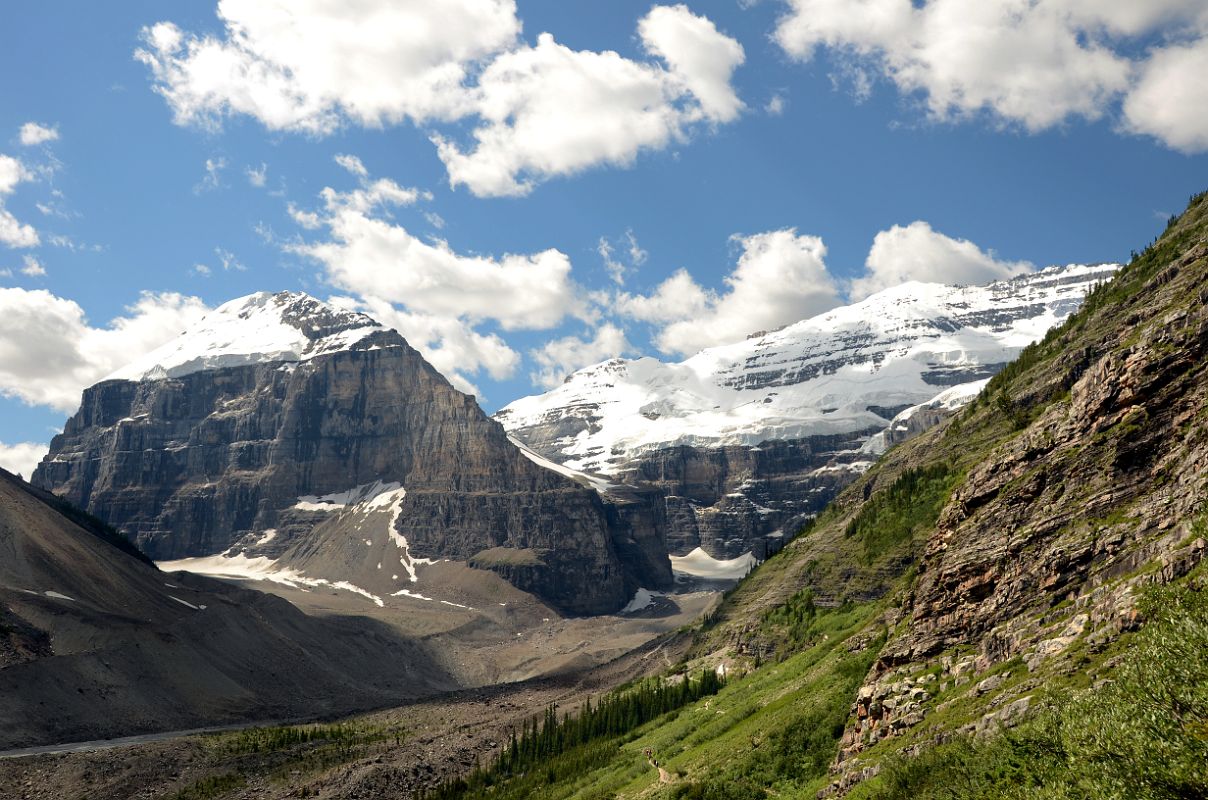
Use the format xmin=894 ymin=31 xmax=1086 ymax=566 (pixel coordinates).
xmin=105 ymin=291 xmax=384 ymax=382
xmin=495 ymin=263 xmax=1120 ymax=475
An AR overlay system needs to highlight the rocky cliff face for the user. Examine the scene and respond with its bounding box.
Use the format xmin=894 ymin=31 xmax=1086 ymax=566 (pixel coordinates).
xmin=616 ymin=432 xmax=877 ymax=559
xmin=33 ymin=292 xmax=670 ymax=615
xmin=497 ymin=265 xmax=1116 ymax=561
xmin=829 ymin=197 xmax=1208 ymax=781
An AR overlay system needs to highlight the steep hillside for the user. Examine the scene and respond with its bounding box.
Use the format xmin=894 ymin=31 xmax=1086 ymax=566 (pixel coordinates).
xmin=0 ymin=467 xmax=453 ymax=749
xmin=678 ymin=191 xmax=1208 ymax=793
xmin=33 ymin=292 xmax=670 ymax=615
xmin=498 ymin=264 xmax=1115 ymax=560
xmin=406 ymin=193 xmax=1208 ymax=800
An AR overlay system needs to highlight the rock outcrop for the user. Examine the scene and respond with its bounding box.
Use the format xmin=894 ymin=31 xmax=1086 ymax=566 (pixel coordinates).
xmin=829 ymin=195 xmax=1208 ymax=779
xmin=33 ymin=292 xmax=670 ymax=615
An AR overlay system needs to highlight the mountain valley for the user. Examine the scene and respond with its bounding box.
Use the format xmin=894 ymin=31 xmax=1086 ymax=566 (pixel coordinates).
xmin=3 ymin=196 xmax=1206 ymax=800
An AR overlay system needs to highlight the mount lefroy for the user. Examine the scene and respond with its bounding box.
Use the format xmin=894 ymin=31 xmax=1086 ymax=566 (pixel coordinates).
xmin=33 ymin=292 xmax=671 ymax=615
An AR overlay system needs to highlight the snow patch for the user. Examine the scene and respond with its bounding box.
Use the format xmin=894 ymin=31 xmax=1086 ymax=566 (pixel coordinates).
xmin=509 ymin=435 xmax=620 ymax=494
xmin=861 ymin=379 xmax=989 ymax=455
xmin=168 ymin=595 xmax=201 ymax=610
xmin=293 ymin=480 xmax=402 ymax=512
xmin=158 ymin=552 xmax=384 ymax=607
xmin=43 ymin=591 xmax=75 ymax=602
xmin=376 ymin=486 xmax=435 ymax=583
xmin=391 ymin=587 xmax=473 ymax=610
xmin=620 ymin=588 xmax=666 ymax=614
xmin=105 ymin=291 xmax=382 ymax=382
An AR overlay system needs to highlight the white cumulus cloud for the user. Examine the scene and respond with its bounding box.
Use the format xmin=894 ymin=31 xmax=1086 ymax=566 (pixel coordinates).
xmin=1121 ymin=35 xmax=1208 ymax=154
xmin=18 ymin=123 xmax=59 ymax=146
xmin=291 ymin=158 xmax=584 ymax=332
xmin=140 ymin=3 xmax=745 ymax=195
xmin=615 ymin=268 xmax=710 ymax=324
xmin=0 ymin=441 xmax=49 ymax=479
xmin=286 ymin=159 xmax=596 ymax=391
xmin=0 ymin=288 xmax=210 ymax=412
xmin=530 ymin=323 xmax=631 ymax=389
xmin=773 ymin=0 xmax=1208 ymax=151
xmin=0 ymin=152 xmax=39 ymax=247
xmin=622 ymin=229 xmax=841 ymax=357
xmin=638 ymin=4 xmax=746 ymax=124
xmin=436 ymin=6 xmax=745 ymax=197
xmin=850 ymin=220 xmax=1032 ymax=300
xmin=136 ymin=0 xmax=521 ymax=133
xmin=20 ymin=255 xmax=46 ymax=277
xmin=0 ymin=154 xmax=39 ymax=248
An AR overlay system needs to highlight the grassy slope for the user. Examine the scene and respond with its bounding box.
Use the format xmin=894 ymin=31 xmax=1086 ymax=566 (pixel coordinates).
xmin=411 ymin=191 xmax=1208 ymax=800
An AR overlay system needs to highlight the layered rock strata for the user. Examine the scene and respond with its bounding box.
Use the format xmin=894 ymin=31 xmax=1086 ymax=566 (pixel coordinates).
xmin=34 ymin=292 xmax=670 ymax=615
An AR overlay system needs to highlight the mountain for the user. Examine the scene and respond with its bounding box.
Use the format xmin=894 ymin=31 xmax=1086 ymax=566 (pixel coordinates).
xmin=496 ymin=264 xmax=1117 ymax=560
xmin=386 ymin=201 xmax=1208 ymax=800
xmin=0 ymin=466 xmax=452 ymax=749
xmin=32 ymin=292 xmax=671 ymax=616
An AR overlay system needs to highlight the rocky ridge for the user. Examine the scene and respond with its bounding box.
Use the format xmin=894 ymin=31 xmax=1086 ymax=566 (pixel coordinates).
xmin=836 ymin=207 xmax=1208 ymax=772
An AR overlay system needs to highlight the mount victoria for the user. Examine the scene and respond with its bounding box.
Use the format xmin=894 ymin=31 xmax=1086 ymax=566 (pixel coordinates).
xmin=498 ymin=264 xmax=1117 ymax=560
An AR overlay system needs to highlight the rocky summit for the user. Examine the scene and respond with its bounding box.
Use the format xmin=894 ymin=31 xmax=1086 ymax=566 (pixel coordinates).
xmin=496 ymin=264 xmax=1118 ymax=561
xmin=32 ymin=291 xmax=671 ymax=616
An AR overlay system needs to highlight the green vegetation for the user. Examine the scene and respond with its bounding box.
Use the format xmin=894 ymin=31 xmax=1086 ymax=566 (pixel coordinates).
xmin=843 ymin=463 xmax=958 ymax=564
xmin=668 ymin=636 xmax=876 ymax=800
xmin=183 ymin=720 xmax=404 ymax=792
xmin=760 ymin=591 xmax=871 ymax=656
xmin=421 ymin=669 xmax=727 ymax=800
xmin=992 ymin=389 xmax=1031 ymax=430
xmin=760 ymin=588 xmax=820 ymax=650
xmin=414 ymin=601 xmax=882 ymax=800
xmin=208 ymin=722 xmax=397 ymax=756
xmin=849 ymin=579 xmax=1208 ymax=800
xmin=469 ymin=547 xmax=546 ymax=568
xmin=167 ymin=772 xmax=246 ymax=800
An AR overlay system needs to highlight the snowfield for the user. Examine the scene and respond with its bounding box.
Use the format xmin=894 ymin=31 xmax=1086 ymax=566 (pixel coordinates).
xmin=497 ymin=264 xmax=1119 ymax=475
xmin=105 ymin=291 xmax=383 ymax=382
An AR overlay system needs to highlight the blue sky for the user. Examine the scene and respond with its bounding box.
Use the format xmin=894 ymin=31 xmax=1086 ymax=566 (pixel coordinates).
xmin=1 ymin=0 xmax=1206 ymax=474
